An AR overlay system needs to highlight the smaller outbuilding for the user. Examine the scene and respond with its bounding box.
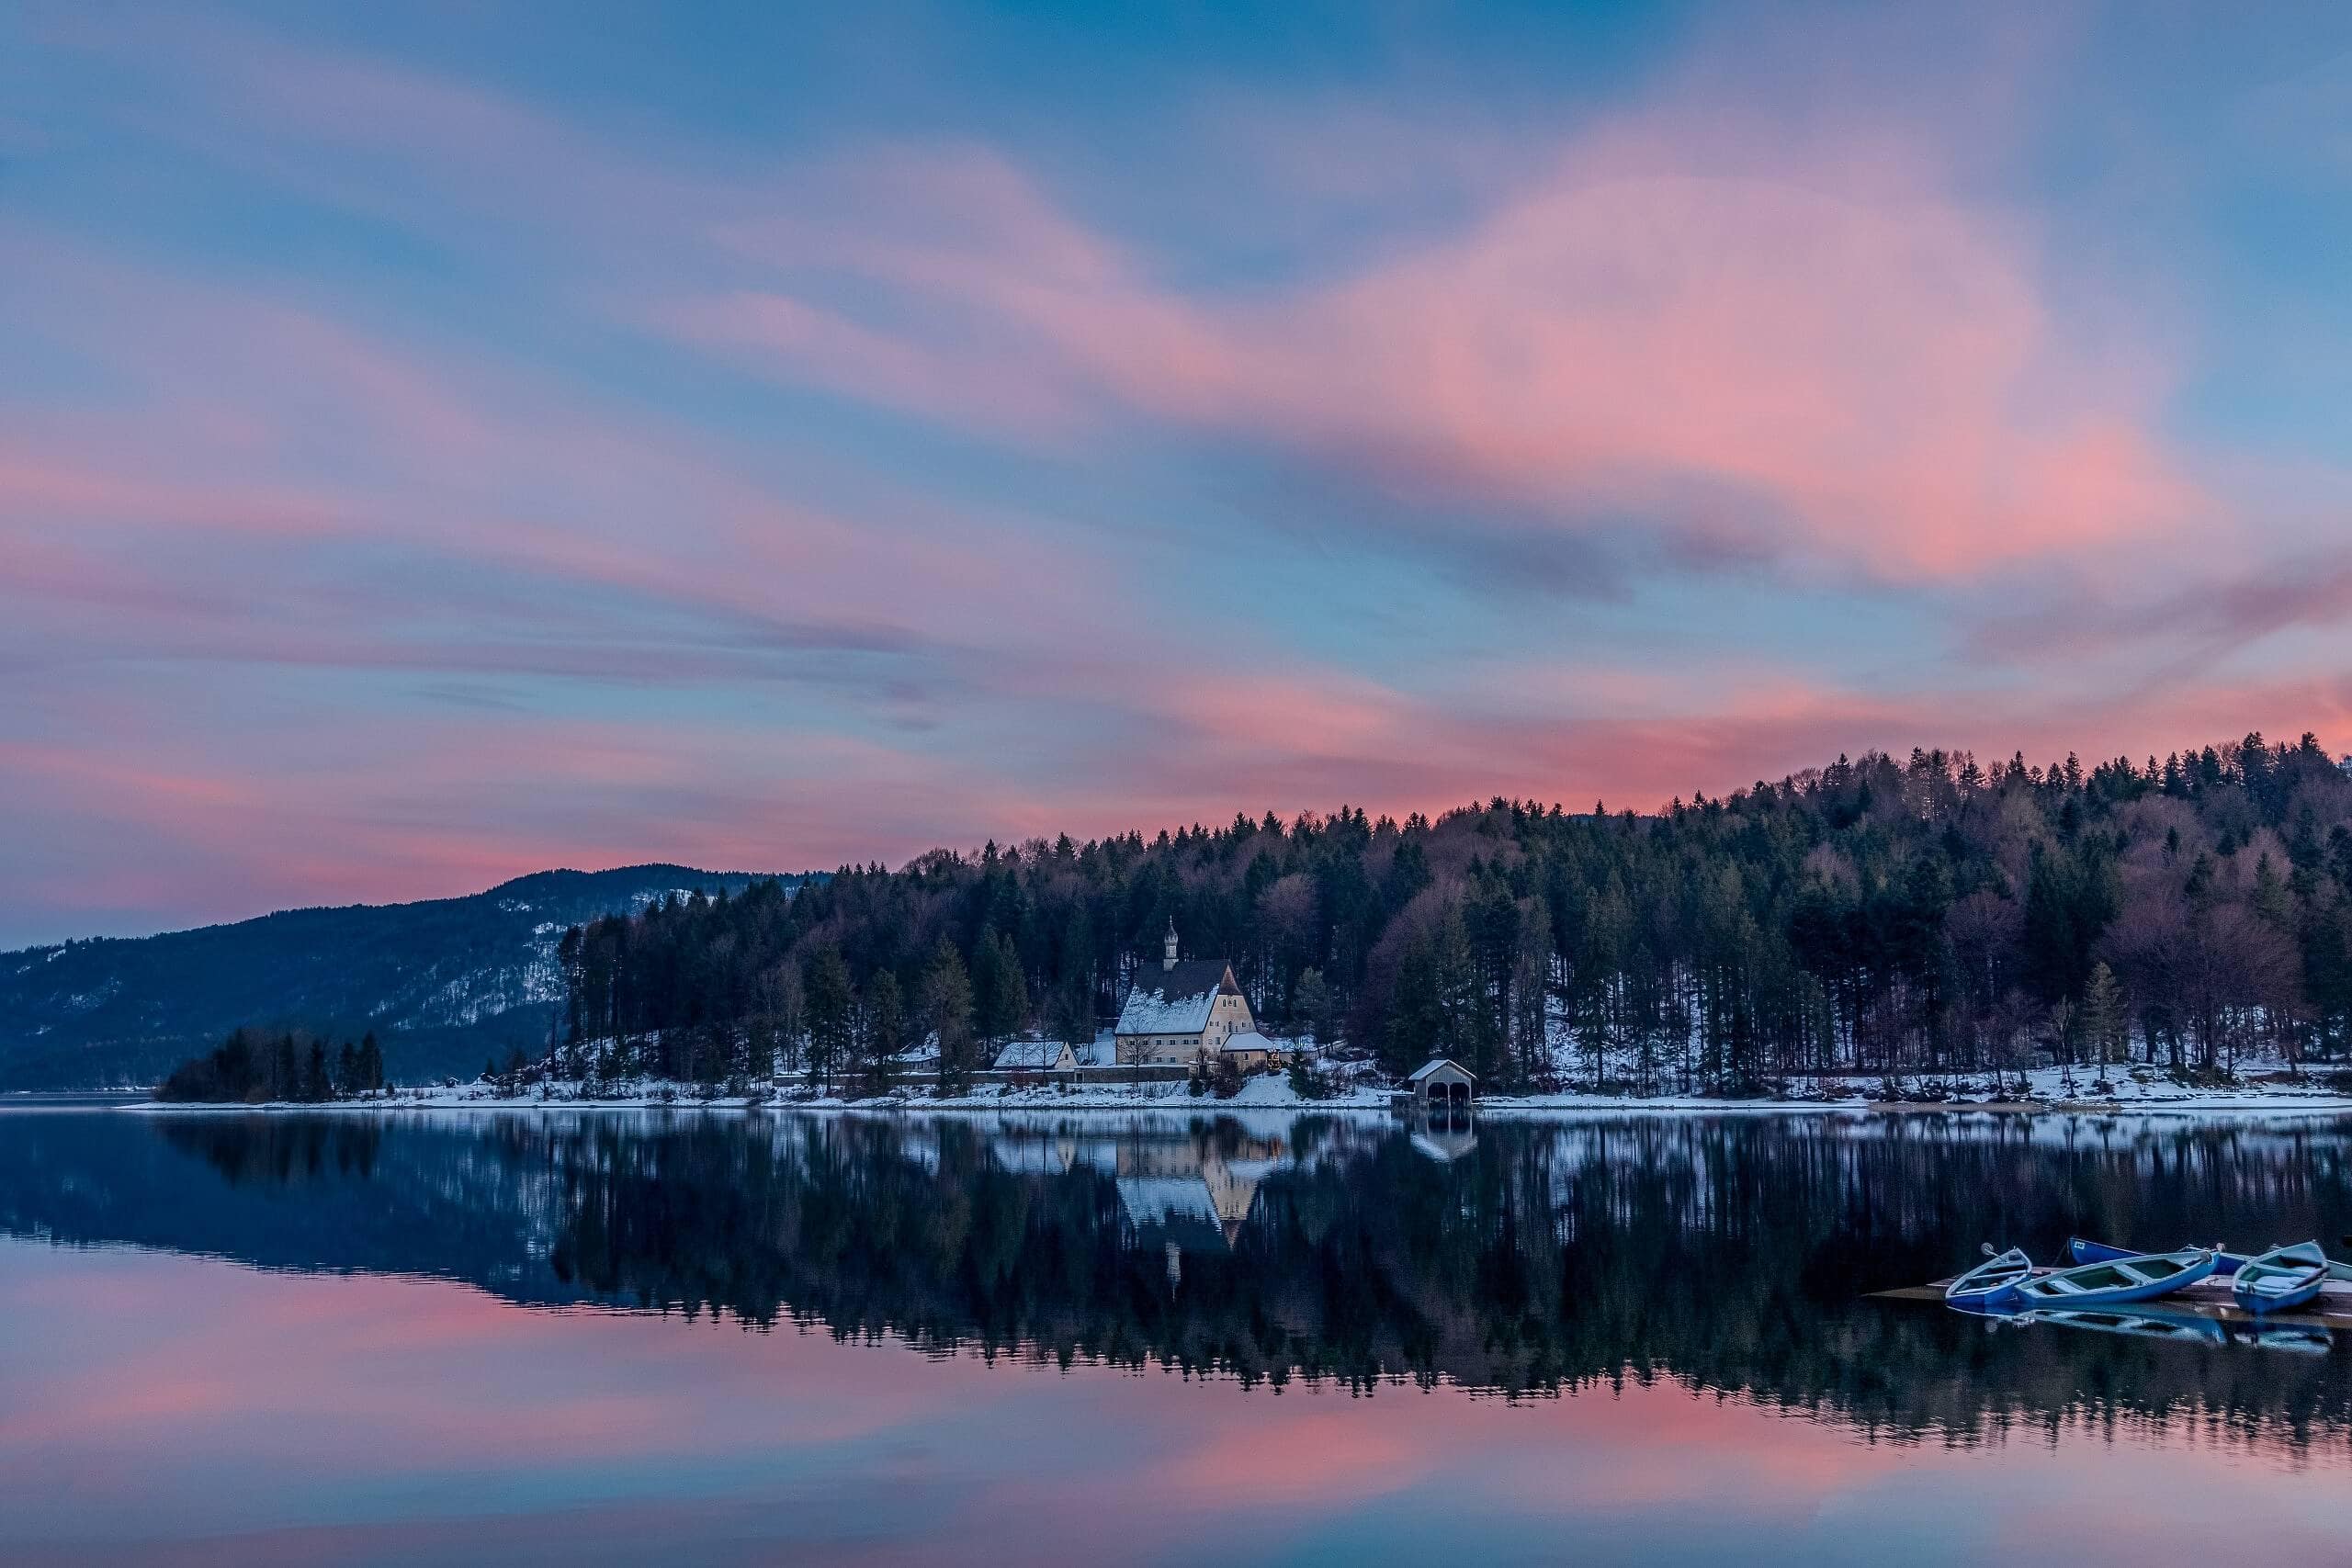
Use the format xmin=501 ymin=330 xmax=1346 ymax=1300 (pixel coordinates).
xmin=1405 ymin=1057 xmax=1476 ymax=1108
xmin=991 ymin=1036 xmax=1118 ymax=1073
xmin=1215 ymin=1031 xmax=1281 ymax=1072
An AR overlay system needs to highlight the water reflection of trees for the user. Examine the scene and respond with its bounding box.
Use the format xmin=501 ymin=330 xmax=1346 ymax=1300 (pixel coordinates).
xmin=510 ymin=1111 xmax=2352 ymax=1456
xmin=14 ymin=1110 xmax=2352 ymax=1455
xmin=161 ymin=1115 xmax=385 ymax=1187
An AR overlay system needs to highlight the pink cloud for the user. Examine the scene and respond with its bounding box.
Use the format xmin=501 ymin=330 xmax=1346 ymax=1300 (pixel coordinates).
xmin=652 ymin=290 xmax=1088 ymax=438
xmin=7 ymin=16 xmax=2340 ymax=944
xmin=687 ymin=127 xmax=2204 ymax=581
xmin=0 ymin=448 xmax=345 ymax=536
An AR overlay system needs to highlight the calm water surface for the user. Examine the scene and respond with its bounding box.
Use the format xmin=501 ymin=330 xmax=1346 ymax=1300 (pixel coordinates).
xmin=4 ymin=1105 xmax=2350 ymax=1565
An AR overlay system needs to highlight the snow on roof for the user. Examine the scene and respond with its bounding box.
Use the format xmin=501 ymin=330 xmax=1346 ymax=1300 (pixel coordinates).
xmin=1408 ymin=1057 xmax=1475 ymax=1082
xmin=1216 ymin=1029 xmax=1275 ymax=1055
xmin=1114 ymin=959 xmax=1235 ymax=1035
xmin=1116 ymin=1176 xmax=1220 ymax=1229
xmin=992 ymin=1039 xmax=1072 ymax=1071
xmin=990 ymin=1036 xmax=1120 ymax=1070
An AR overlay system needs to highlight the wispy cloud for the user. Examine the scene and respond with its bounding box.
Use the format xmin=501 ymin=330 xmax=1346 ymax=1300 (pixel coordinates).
xmin=679 ymin=124 xmax=2204 ymax=581
xmin=4 ymin=3 xmax=2346 ymax=942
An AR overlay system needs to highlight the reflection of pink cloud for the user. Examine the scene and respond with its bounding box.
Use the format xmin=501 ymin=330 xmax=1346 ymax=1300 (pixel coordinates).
xmin=1162 ymin=1409 xmax=1429 ymax=1504
xmin=8 ymin=1242 xmax=2348 ymax=1562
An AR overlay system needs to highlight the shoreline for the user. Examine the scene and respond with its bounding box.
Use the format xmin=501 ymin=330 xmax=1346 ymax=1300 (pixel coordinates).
xmin=119 ymin=1083 xmax=2352 ymax=1121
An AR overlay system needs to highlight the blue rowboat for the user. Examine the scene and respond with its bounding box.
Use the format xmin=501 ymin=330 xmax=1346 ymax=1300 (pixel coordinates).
xmin=2073 ymin=1235 xmax=2352 ymax=1286
xmin=2013 ymin=1247 xmax=2219 ymax=1309
xmin=2068 ymin=1236 xmax=2246 ymax=1276
xmin=1944 ymin=1245 xmax=2034 ymax=1309
xmin=2230 ymin=1241 xmax=2332 ymax=1314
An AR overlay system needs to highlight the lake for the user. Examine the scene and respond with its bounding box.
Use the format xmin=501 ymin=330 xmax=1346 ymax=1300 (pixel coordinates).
xmin=4 ymin=1103 xmax=2349 ymax=1564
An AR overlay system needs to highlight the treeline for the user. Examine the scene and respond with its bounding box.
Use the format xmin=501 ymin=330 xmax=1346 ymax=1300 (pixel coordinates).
xmin=154 ymin=1026 xmax=388 ymax=1103
xmin=559 ymin=731 xmax=2352 ymax=1094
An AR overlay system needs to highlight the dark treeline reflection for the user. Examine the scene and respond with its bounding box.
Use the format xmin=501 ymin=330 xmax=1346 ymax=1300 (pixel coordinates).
xmin=6 ymin=1110 xmax=2351 ymax=1453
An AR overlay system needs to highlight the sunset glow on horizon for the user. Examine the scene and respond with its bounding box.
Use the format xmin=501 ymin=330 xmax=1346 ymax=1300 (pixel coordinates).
xmin=7 ymin=3 xmax=2352 ymax=945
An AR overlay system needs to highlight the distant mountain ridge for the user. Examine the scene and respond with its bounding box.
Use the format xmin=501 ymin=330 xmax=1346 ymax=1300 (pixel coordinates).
xmin=0 ymin=866 xmax=797 ymax=1089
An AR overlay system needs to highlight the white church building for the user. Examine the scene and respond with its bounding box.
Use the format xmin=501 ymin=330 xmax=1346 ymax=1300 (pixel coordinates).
xmin=1114 ymin=923 xmax=1274 ymax=1068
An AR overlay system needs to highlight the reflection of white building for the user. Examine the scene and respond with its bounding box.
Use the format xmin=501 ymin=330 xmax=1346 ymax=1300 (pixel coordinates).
xmin=1410 ymin=1118 xmax=1478 ymax=1163
xmin=1114 ymin=1133 xmax=1280 ymax=1247
xmin=986 ymin=1132 xmax=1124 ymax=1177
xmin=982 ymin=1122 xmax=1289 ymax=1258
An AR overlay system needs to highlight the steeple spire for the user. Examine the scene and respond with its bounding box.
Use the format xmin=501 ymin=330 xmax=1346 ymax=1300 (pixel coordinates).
xmin=1163 ymin=919 xmax=1179 ymax=971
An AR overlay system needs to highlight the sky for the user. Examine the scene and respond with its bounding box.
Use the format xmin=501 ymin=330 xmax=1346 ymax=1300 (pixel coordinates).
xmin=6 ymin=2 xmax=2352 ymax=947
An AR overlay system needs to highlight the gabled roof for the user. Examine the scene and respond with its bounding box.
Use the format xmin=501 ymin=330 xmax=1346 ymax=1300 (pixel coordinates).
xmin=1216 ymin=1029 xmax=1275 ymax=1056
xmin=990 ymin=1035 xmax=1121 ymax=1071
xmin=1114 ymin=960 xmax=1237 ymax=1035
xmin=992 ymin=1039 xmax=1073 ymax=1071
xmin=1407 ymin=1056 xmax=1476 ymax=1083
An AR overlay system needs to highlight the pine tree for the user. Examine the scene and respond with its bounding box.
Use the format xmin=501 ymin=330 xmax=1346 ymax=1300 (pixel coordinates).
xmin=1381 ymin=933 xmax=1446 ymax=1077
xmin=2253 ymin=853 xmax=2291 ymax=930
xmin=1049 ymin=979 xmax=1092 ymax=1052
xmin=925 ymin=941 xmax=977 ymax=1091
xmin=2080 ymin=961 xmax=2125 ymax=1071
xmin=857 ymin=970 xmax=907 ymax=1097
xmin=973 ymin=928 xmax=1028 ymax=1043
xmin=1292 ymin=967 xmax=1331 ymax=1046
xmin=804 ymin=946 xmax=856 ymax=1095
xmin=1509 ymin=899 xmax=1555 ymax=1089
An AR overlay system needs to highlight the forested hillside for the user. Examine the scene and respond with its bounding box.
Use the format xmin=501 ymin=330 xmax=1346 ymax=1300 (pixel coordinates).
xmin=563 ymin=733 xmax=2352 ymax=1094
xmin=0 ymin=866 xmax=784 ymax=1089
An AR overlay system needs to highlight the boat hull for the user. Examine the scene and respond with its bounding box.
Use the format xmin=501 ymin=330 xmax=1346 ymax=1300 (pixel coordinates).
xmin=2068 ymin=1236 xmax=2352 ymax=1286
xmin=1944 ymin=1247 xmax=2034 ymax=1308
xmin=2069 ymin=1237 xmax=2246 ymax=1277
xmin=2015 ymin=1249 xmax=2218 ymax=1309
xmin=2233 ymin=1276 xmax=2326 ymax=1314
xmin=2231 ymin=1243 xmax=2332 ymax=1314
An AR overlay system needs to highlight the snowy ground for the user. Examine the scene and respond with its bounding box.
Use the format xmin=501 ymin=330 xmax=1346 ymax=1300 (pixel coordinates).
xmin=129 ymin=1061 xmax=2352 ymax=1119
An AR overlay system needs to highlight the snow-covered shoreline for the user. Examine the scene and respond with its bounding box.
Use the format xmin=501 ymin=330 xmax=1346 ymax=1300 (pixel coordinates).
xmin=124 ymin=1065 xmax=2352 ymax=1122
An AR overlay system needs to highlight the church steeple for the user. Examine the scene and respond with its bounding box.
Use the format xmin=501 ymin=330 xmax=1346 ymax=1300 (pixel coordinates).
xmin=1163 ymin=919 xmax=1179 ymax=971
